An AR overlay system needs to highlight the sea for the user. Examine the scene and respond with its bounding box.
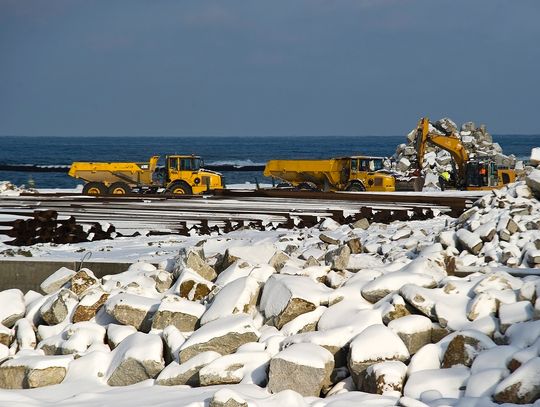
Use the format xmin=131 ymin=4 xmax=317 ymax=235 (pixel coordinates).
xmin=0 ymin=135 xmax=538 ymax=189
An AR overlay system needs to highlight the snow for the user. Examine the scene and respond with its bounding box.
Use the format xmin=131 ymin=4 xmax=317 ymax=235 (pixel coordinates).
xmin=3 ymin=354 xmax=73 ymax=369
xmin=275 ymin=343 xmax=333 ymax=369
xmin=350 ymin=325 xmax=409 ymax=362
xmin=493 ymin=357 xmax=540 ymax=399
xmin=179 ymin=313 xmax=259 ymax=349
xmin=404 ymin=367 xmax=470 ymax=399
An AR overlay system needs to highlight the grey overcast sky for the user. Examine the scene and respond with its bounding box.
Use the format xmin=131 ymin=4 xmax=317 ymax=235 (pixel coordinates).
xmin=1 ymin=0 xmax=539 ymax=137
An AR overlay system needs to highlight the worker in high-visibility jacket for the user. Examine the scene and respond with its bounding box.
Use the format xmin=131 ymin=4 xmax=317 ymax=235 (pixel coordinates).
xmin=439 ymin=170 xmax=451 ymax=191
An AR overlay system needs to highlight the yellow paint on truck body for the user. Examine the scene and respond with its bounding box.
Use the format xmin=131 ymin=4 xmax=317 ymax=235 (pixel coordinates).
xmin=264 ymin=156 xmax=395 ymax=192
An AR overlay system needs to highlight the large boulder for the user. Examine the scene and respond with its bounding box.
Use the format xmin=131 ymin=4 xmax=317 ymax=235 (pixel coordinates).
xmin=40 ymin=267 xmax=76 ymax=294
xmin=178 ymin=314 xmax=259 ymax=363
xmin=106 ymin=332 xmax=165 ymax=386
xmin=156 ymin=351 xmax=221 ymax=386
xmin=173 ymin=247 xmax=217 ymax=281
xmin=0 ymin=289 xmax=26 ymax=328
xmin=362 ymin=360 xmax=407 ymax=395
xmin=201 ymin=277 xmax=260 ymax=325
xmin=199 ymin=351 xmax=270 ymax=386
xmin=348 ymin=325 xmax=409 ymax=389
xmin=268 ymin=343 xmax=334 ymax=397
xmin=260 ymin=275 xmax=330 ymax=329
xmin=150 ymin=295 xmax=205 ymax=332
xmin=72 ymin=288 xmax=109 ymax=323
xmin=0 ymin=354 xmax=72 ymax=389
xmin=493 ymin=357 xmax=540 ymax=404
xmin=39 ymin=288 xmax=78 ymax=326
xmin=387 ymin=315 xmax=432 ymax=355
xmin=105 ymin=293 xmax=160 ymax=332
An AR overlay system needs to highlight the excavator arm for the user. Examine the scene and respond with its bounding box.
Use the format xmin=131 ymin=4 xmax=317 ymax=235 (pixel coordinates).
xmin=415 ymin=117 xmax=469 ymax=183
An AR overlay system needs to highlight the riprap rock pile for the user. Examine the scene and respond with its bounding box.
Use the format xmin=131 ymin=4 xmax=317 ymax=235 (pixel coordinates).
xmin=393 ymin=118 xmax=517 ymax=190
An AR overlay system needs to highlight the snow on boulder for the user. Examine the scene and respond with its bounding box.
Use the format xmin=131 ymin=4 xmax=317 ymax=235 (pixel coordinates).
xmin=465 ymin=368 xmax=507 ymax=398
xmin=40 ymin=267 xmax=76 ymax=294
xmin=493 ymin=357 xmax=540 ymax=404
xmin=348 ymin=325 xmax=410 ymax=388
xmin=156 ymin=351 xmax=221 ymax=386
xmin=199 ymin=351 xmax=270 ymax=386
xmin=324 ymin=245 xmax=351 ymax=271
xmin=106 ymin=332 xmax=165 ymax=386
xmin=259 ymin=275 xmax=331 ymax=329
xmin=388 ymin=315 xmax=432 ymax=355
xmin=279 ymin=306 xmax=326 ymax=336
xmin=38 ymin=321 xmax=106 ymax=355
xmin=456 ymin=229 xmax=483 ymax=255
xmin=499 ymin=301 xmax=534 ymax=333
xmin=170 ymin=269 xmax=215 ymax=302
xmin=200 ymin=276 xmax=260 ymax=325
xmin=70 ymin=268 xmax=100 ymax=297
xmin=39 ymin=288 xmax=78 ymax=326
xmin=470 ymin=345 xmax=518 ymax=374
xmin=106 ymin=323 xmax=137 ymax=350
xmin=407 ymin=343 xmax=441 ymax=375
xmin=72 ymin=287 xmax=109 ymax=323
xmin=0 ymin=354 xmax=73 ymax=389
xmin=105 ymin=293 xmax=160 ymax=332
xmin=178 ymin=314 xmax=259 ymax=363
xmin=209 ymin=389 xmax=248 ymax=407
xmin=404 ymin=367 xmax=470 ymax=400
xmin=14 ymin=318 xmax=36 ymax=350
xmin=0 ymin=289 xmax=26 ymax=328
xmin=268 ymin=343 xmax=334 ymax=397
xmin=172 ymin=247 xmax=216 ymax=281
xmin=362 ymin=360 xmax=407 ymax=395
xmin=150 ymin=295 xmax=205 ymax=332
xmin=361 ymin=272 xmax=437 ymax=303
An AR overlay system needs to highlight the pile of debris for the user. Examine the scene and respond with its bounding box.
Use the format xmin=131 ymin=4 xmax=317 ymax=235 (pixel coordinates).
xmin=392 ymin=118 xmax=517 ymax=191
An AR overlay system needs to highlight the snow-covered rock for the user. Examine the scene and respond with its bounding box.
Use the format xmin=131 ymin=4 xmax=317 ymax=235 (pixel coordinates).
xmin=268 ymin=343 xmax=334 ymax=397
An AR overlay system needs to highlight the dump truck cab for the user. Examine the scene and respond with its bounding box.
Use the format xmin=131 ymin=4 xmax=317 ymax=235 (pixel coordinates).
xmin=347 ymin=156 xmax=395 ymax=191
xmin=164 ymin=155 xmax=224 ymax=194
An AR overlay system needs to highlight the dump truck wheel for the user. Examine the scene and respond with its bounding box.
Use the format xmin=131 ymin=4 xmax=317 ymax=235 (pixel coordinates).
xmin=347 ymin=182 xmax=365 ymax=192
xmin=167 ymin=181 xmax=192 ymax=195
xmin=83 ymin=182 xmax=107 ymax=196
xmin=108 ymin=182 xmax=131 ymax=195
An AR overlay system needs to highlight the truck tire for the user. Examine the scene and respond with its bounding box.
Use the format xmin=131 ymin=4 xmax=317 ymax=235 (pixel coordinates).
xmin=167 ymin=181 xmax=193 ymax=195
xmin=347 ymin=182 xmax=365 ymax=192
xmin=108 ymin=182 xmax=131 ymax=195
xmin=83 ymin=182 xmax=107 ymax=196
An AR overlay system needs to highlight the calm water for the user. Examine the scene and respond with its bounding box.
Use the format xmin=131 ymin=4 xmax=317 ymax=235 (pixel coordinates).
xmin=0 ymin=135 xmax=537 ymax=188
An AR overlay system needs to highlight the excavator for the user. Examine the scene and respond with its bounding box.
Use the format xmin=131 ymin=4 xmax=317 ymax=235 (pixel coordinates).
xmin=415 ymin=117 xmax=516 ymax=190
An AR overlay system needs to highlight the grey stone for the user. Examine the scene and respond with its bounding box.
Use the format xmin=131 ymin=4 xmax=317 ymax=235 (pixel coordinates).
xmin=40 ymin=289 xmax=78 ymax=326
xmin=325 ymin=245 xmax=351 ymax=271
xmin=107 ymin=357 xmax=164 ymax=386
xmin=174 ymin=247 xmax=216 ymax=281
xmin=268 ymin=344 xmax=334 ymax=397
xmin=268 ymin=250 xmax=289 ymax=272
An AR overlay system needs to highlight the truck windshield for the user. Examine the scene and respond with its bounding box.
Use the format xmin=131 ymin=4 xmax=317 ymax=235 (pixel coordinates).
xmin=359 ymin=159 xmax=384 ymax=171
xmin=180 ymin=158 xmax=201 ymax=171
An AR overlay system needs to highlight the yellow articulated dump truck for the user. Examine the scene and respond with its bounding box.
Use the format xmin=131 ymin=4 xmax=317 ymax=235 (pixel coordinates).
xmin=263 ymin=156 xmax=395 ymax=192
xmin=68 ymin=155 xmax=224 ymax=196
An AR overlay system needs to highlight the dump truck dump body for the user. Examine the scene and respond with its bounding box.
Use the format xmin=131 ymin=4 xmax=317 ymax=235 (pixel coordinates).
xmin=68 ymin=156 xmax=159 ymax=187
xmin=264 ymin=157 xmax=395 ymax=192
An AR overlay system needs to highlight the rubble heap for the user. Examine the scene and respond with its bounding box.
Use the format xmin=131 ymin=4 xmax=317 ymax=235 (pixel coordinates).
xmin=393 ymin=118 xmax=517 ymax=191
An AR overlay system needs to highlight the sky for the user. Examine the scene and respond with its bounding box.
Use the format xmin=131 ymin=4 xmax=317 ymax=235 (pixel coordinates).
xmin=0 ymin=0 xmax=539 ymax=137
